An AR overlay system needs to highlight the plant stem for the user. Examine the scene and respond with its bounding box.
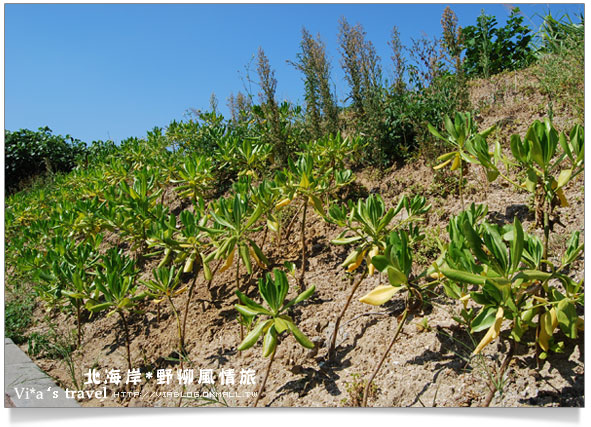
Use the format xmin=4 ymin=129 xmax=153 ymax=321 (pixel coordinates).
xmin=283 ymin=203 xmax=305 ymax=243
xmin=328 ymin=269 xmax=368 ymax=360
xmin=181 ymin=268 xmax=200 ymax=347
xmin=236 ymin=255 xmax=244 ymax=343
xmin=483 ymin=340 xmax=515 ymax=407
xmin=118 ymin=311 xmax=132 ymax=372
xmin=75 ymin=303 xmax=82 ymax=349
xmin=459 ymin=162 xmax=464 ymax=209
xmin=299 ymin=200 xmax=309 ymax=289
xmin=252 ymin=347 xmax=276 ymax=407
xmin=167 ymin=295 xmax=184 ymax=355
xmin=362 ymin=308 xmax=408 ymax=407
xmin=542 ymin=208 xmax=550 ymax=272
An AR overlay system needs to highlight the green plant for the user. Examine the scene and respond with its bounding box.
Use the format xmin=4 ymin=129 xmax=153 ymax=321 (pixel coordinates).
xmin=141 ymin=266 xmax=186 ymax=353
xmin=462 ymin=7 xmax=535 ymax=78
xmin=533 ymin=13 xmax=584 ymax=122
xmin=485 ymin=120 xmax=584 ymax=262
xmin=88 ymin=249 xmax=144 ymax=371
xmin=429 ymin=111 xmax=496 ymax=208
xmin=275 ymin=154 xmax=332 ymax=287
xmin=327 ymin=193 xmax=430 ymax=359
xmin=235 ymin=268 xmax=315 ymax=407
xmin=438 ymin=211 xmax=584 ymax=405
xmin=210 ymin=191 xmax=267 ymax=292
xmin=4 ymin=126 xmax=87 ymax=193
xmin=170 ymin=153 xmax=215 ymax=204
xmin=101 ymin=167 xmax=164 ymax=256
xmin=5 ymin=294 xmax=36 ymax=345
xmin=357 ymin=228 xmax=433 ymax=407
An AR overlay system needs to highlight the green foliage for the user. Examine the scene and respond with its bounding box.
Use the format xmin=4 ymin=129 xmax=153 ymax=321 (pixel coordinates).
xmin=439 ymin=213 xmax=584 ymax=357
xmin=533 ymin=13 xmax=584 ymax=121
xmin=429 ymin=111 xmax=496 ymax=206
xmin=235 ymin=269 xmax=315 ymax=355
xmin=462 ymin=7 xmax=535 ymax=78
xmin=5 ymin=127 xmax=87 ymax=193
xmin=5 ymin=295 xmax=36 ymax=345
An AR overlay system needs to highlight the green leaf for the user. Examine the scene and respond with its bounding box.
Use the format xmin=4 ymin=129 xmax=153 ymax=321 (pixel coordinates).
xmin=235 ymin=304 xmax=263 ymax=318
xmin=237 ymin=319 xmax=271 ymax=351
xmin=203 ymin=257 xmax=212 ymax=281
xmin=556 ymin=299 xmax=578 ymax=339
xmin=510 ymin=217 xmax=524 ymax=272
xmin=239 ymin=244 xmax=252 ymax=275
xmin=249 ymin=239 xmax=269 ymax=266
xmin=309 ymin=194 xmax=324 ymax=215
xmin=331 ymin=235 xmax=363 ymax=245
xmin=370 ymin=255 xmax=389 ymax=273
xmin=262 ymin=325 xmax=278 ymax=357
xmin=471 ymin=306 xmax=498 ymax=333
xmin=428 ymin=123 xmax=445 ymax=141
xmin=462 ymin=221 xmax=489 ymax=263
xmin=512 ymin=270 xmax=552 ymax=283
xmin=285 ymin=285 xmax=315 ymax=310
xmin=235 ymin=290 xmax=272 ymax=315
xmin=441 ymin=268 xmax=486 ymax=285
xmin=285 ymin=319 xmax=314 ymax=349
xmin=386 ymin=266 xmax=407 ymax=286
xmin=274 ymin=317 xmax=289 ymax=334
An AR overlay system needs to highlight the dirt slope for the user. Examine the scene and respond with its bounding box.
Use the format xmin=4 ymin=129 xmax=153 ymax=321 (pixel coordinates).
xmin=19 ymin=66 xmax=584 ymax=408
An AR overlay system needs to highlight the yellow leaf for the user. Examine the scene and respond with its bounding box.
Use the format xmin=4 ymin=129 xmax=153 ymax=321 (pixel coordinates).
xmin=433 ymin=158 xmax=453 ymax=170
xmin=300 ymin=173 xmax=310 ymax=189
xmin=450 ymin=153 xmax=461 ymax=171
xmin=367 ymin=246 xmax=379 ymax=276
xmin=347 ymin=249 xmax=367 ymax=273
xmin=556 ymin=188 xmax=569 ymax=207
xmin=473 ymin=307 xmax=504 ymax=355
xmin=359 ymin=285 xmax=402 ymax=306
xmin=460 ymin=292 xmax=470 ymax=310
xmin=538 ymin=307 xmax=558 ymax=352
xmin=576 ymin=317 xmax=584 ymax=331
xmin=219 ymin=247 xmax=235 ymax=273
xmin=249 ymin=247 xmax=266 ymax=270
xmin=275 ymin=198 xmax=291 ymax=209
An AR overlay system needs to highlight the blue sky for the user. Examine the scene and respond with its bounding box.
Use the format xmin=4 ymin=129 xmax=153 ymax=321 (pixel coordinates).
xmin=4 ymin=2 xmax=585 ymax=144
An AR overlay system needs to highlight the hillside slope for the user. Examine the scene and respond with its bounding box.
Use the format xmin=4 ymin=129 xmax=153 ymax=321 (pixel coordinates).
xmin=8 ymin=63 xmax=584 ymax=408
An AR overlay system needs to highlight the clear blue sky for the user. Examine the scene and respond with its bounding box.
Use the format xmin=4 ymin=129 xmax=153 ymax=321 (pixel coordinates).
xmin=4 ymin=3 xmax=585 ymax=144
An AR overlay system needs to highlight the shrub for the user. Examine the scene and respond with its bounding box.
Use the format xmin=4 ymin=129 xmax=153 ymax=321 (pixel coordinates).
xmin=4 ymin=126 xmax=87 ymax=193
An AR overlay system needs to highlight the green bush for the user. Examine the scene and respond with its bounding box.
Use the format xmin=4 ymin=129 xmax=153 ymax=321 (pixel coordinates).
xmin=462 ymin=7 xmax=535 ymax=78
xmin=4 ymin=126 xmax=87 ymax=193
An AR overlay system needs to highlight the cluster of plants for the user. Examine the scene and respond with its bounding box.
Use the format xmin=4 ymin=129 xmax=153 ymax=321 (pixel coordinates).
xmin=4 ymin=6 xmax=585 ymax=409
xmin=5 ymin=107 xmax=584 ymax=407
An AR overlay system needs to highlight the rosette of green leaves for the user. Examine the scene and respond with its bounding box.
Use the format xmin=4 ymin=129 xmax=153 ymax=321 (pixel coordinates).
xmin=88 ymin=248 xmax=143 ymax=316
xmin=330 ymin=194 xmax=430 ymax=274
xmin=428 ymin=112 xmax=496 ymax=206
xmin=210 ymin=191 xmax=268 ymax=278
xmin=429 ymin=112 xmax=496 ymax=172
xmin=508 ymin=120 xmax=584 ymax=224
xmin=235 ymin=269 xmax=315 ymax=356
xmin=170 ymin=153 xmax=215 ymax=203
xmin=358 ymin=229 xmax=420 ymax=306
